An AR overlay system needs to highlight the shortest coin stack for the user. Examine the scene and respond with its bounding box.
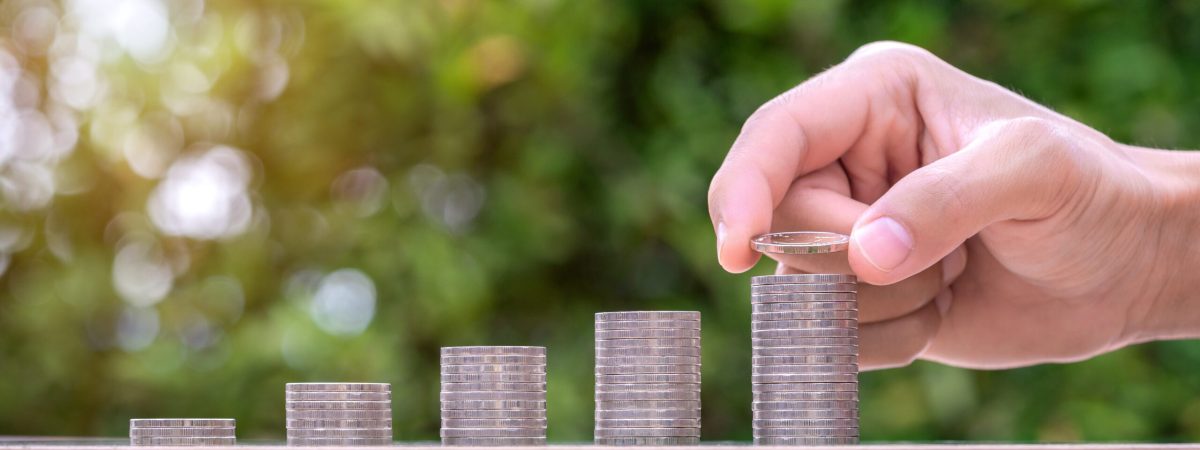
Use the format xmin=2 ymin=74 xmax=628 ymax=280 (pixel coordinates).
xmin=441 ymin=346 xmax=548 ymax=446
xmin=130 ymin=419 xmax=236 ymax=446
xmin=285 ymin=383 xmax=393 ymax=446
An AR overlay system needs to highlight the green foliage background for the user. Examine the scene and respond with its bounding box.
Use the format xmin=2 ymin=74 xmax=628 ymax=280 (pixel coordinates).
xmin=1 ymin=0 xmax=1200 ymax=443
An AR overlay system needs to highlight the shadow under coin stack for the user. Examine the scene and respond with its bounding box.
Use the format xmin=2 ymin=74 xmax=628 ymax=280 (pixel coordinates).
xmin=594 ymin=311 xmax=701 ymax=446
xmin=285 ymin=383 xmax=393 ymax=446
xmin=130 ymin=419 xmax=236 ymax=447
xmin=441 ymin=346 xmax=548 ymax=446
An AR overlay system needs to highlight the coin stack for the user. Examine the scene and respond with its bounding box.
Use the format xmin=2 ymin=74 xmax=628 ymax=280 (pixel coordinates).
xmin=129 ymin=419 xmax=236 ymax=446
xmin=441 ymin=346 xmax=548 ymax=446
xmin=594 ymin=311 xmax=701 ymax=446
xmin=285 ymin=383 xmax=393 ymax=446
xmin=751 ymin=274 xmax=859 ymax=445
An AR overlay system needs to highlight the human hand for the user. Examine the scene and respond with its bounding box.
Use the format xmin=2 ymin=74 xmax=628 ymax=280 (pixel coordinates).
xmin=708 ymin=41 xmax=1200 ymax=370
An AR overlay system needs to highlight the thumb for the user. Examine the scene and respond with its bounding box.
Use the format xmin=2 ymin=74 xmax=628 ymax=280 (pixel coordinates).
xmin=848 ymin=117 xmax=1085 ymax=285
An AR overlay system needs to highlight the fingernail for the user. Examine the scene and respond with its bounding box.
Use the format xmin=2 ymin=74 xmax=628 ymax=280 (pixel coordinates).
xmin=852 ymin=217 xmax=913 ymax=272
xmin=716 ymin=221 xmax=728 ymax=262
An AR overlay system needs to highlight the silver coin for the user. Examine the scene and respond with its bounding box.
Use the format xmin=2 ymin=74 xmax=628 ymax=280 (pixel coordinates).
xmin=595 ymin=329 xmax=700 ymax=340
xmin=440 ymin=400 xmax=546 ymax=410
xmin=129 ymin=437 xmax=236 ymax=446
xmin=750 ymin=329 xmax=858 ymax=340
xmin=595 ymin=383 xmax=700 ymax=392
xmin=751 ymin=231 xmax=849 ymax=254
xmin=752 ymin=335 xmax=859 ymax=345
xmin=286 ymin=419 xmax=391 ymax=429
xmin=130 ymin=419 xmax=236 ymax=428
xmin=752 ymin=364 xmax=859 ymax=375
xmin=441 ymin=346 xmax=545 ymax=357
xmin=130 ymin=428 xmax=236 ymax=438
xmin=752 ymin=302 xmax=858 ymax=313
xmin=441 ymin=373 xmax=546 ymax=383
xmin=285 ymin=383 xmax=389 ymax=392
xmin=595 ymin=338 xmax=701 ymax=348
xmin=752 ymin=355 xmax=857 ymax=365
xmin=754 ymin=436 xmax=859 ymax=445
xmin=753 ymin=418 xmax=859 ymax=428
xmin=285 ymin=409 xmax=392 ymax=420
xmin=752 ymin=346 xmax=859 ymax=356
xmin=595 ymin=364 xmax=700 ymax=375
xmin=440 ymin=391 xmax=545 ymax=401
xmin=754 ymin=427 xmax=859 ymax=437
xmin=441 ymin=437 xmax=546 ymax=446
xmin=596 ymin=312 xmax=700 ymax=322
xmin=285 ymin=391 xmax=391 ymax=401
xmin=752 ymin=292 xmax=857 ymax=303
xmin=286 ymin=437 xmax=392 ymax=446
xmin=594 ymin=400 xmax=700 ymax=410
xmin=594 ymin=427 xmax=700 ymax=438
xmin=752 ymin=319 xmax=857 ymax=331
xmin=753 ymin=391 xmax=858 ymax=401
xmin=595 ymin=409 xmax=701 ymax=420
xmin=441 ymin=428 xmax=546 ymax=438
xmin=752 ymin=310 xmax=859 ymax=321
xmin=751 ymin=382 xmax=858 ymax=392
xmin=440 ymin=382 xmax=546 ymax=392
xmin=440 ymin=364 xmax=545 ymax=374
xmin=752 ymin=274 xmax=857 ymax=285
xmin=595 ymin=355 xmax=701 ymax=366
xmin=594 ymin=436 xmax=699 ymax=446
xmin=751 ymin=283 xmax=857 ymax=294
xmin=595 ymin=391 xmax=701 ymax=401
xmin=441 ymin=409 xmax=547 ymax=419
xmin=753 ymin=400 xmax=859 ymax=410
xmin=753 ymin=373 xmax=858 ymax=383
xmin=285 ymin=400 xmax=391 ymax=410
xmin=441 ymin=418 xmax=548 ymax=428
xmin=753 ymin=409 xmax=858 ymax=419
xmin=286 ymin=428 xmax=393 ymax=438
xmin=440 ymin=355 xmax=546 ymax=365
xmin=595 ymin=320 xmax=700 ymax=331
xmin=595 ymin=347 xmax=700 ymax=357
xmin=596 ymin=374 xmax=700 ymax=384
xmin=595 ymin=418 xmax=700 ymax=428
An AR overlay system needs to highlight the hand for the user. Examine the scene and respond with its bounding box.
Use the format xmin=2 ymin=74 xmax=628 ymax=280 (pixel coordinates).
xmin=708 ymin=41 xmax=1200 ymax=370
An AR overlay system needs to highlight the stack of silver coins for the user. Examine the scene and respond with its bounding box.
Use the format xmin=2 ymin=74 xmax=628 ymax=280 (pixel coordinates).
xmin=285 ymin=383 xmax=393 ymax=446
xmin=441 ymin=346 xmax=548 ymax=446
xmin=129 ymin=419 xmax=236 ymax=446
xmin=594 ymin=311 xmax=701 ymax=446
xmin=751 ymin=274 xmax=859 ymax=445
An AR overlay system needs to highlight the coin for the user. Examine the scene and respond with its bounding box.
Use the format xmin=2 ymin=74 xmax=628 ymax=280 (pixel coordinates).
xmin=752 ymin=373 xmax=858 ymax=383
xmin=595 ymin=390 xmax=701 ymax=401
xmin=595 ymin=320 xmax=700 ymax=330
xmin=441 ymin=418 xmax=548 ymax=428
xmin=286 ymin=419 xmax=392 ymax=429
xmin=440 ymin=355 xmax=546 ymax=365
xmin=594 ymin=355 xmax=701 ymax=366
xmin=129 ymin=437 xmax=236 ymax=446
xmin=595 ymin=409 xmax=701 ymax=420
xmin=595 ymin=338 xmax=701 ymax=348
xmin=130 ymin=428 xmax=235 ymax=438
xmin=750 ymin=329 xmax=858 ymax=340
xmin=441 ymin=373 xmax=546 ymax=383
xmin=285 ymin=383 xmax=389 ymax=392
xmin=751 ymin=283 xmax=857 ymax=294
xmin=440 ymin=364 xmax=545 ymax=374
xmin=286 ymin=428 xmax=393 ymax=438
xmin=285 ymin=400 xmax=391 ymax=410
xmin=751 ymin=382 xmax=858 ymax=392
xmin=754 ymin=427 xmax=859 ymax=437
xmin=285 ymin=409 xmax=392 ymax=420
xmin=285 ymin=391 xmax=391 ymax=401
xmin=594 ymin=436 xmax=699 ymax=446
xmin=752 ymin=302 xmax=858 ymax=313
xmin=441 ymin=346 xmax=545 ymax=357
xmin=595 ymin=347 xmax=700 ymax=357
xmin=751 ymin=335 xmax=860 ymax=344
xmin=595 ymin=329 xmax=700 ymax=340
xmin=595 ymin=418 xmax=701 ymax=428
xmin=594 ymin=427 xmax=700 ymax=437
xmin=752 ymin=346 xmax=859 ymax=356
xmin=751 ymin=292 xmax=857 ymax=303
xmin=129 ymin=419 xmax=235 ymax=428
xmin=752 ymin=418 xmax=859 ymax=428
xmin=753 ymin=400 xmax=859 ymax=410
xmin=440 ymin=409 xmax=547 ymax=419
xmin=752 ymin=319 xmax=857 ymax=330
xmin=440 ymin=391 xmax=545 ymax=401
xmin=754 ymin=436 xmax=858 ymax=445
xmin=752 ymin=274 xmax=857 ymax=285
xmin=752 ymin=310 xmax=859 ymax=321
xmin=752 ymin=364 xmax=858 ymax=375
xmin=752 ymin=409 xmax=858 ymax=419
xmin=596 ymin=374 xmax=701 ymax=384
xmin=594 ymin=400 xmax=700 ymax=410
xmin=752 ymin=391 xmax=858 ymax=401
xmin=596 ymin=311 xmax=700 ymax=321
xmin=751 ymin=231 xmax=849 ymax=254
xmin=441 ymin=428 xmax=546 ymax=438
xmin=440 ymin=400 xmax=546 ymax=410
xmin=595 ymin=383 xmax=700 ymax=392
xmin=440 ymin=382 xmax=546 ymax=392
xmin=752 ymin=355 xmax=857 ymax=365
xmin=286 ymin=437 xmax=392 ymax=446
xmin=441 ymin=437 xmax=546 ymax=446
xmin=594 ymin=364 xmax=700 ymax=375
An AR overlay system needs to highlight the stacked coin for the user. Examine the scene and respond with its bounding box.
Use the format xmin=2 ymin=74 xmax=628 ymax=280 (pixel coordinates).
xmin=751 ymin=274 xmax=859 ymax=445
xmin=285 ymin=383 xmax=393 ymax=446
xmin=129 ymin=419 xmax=236 ymax=446
xmin=441 ymin=346 xmax=548 ymax=446
xmin=594 ymin=311 xmax=701 ymax=446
